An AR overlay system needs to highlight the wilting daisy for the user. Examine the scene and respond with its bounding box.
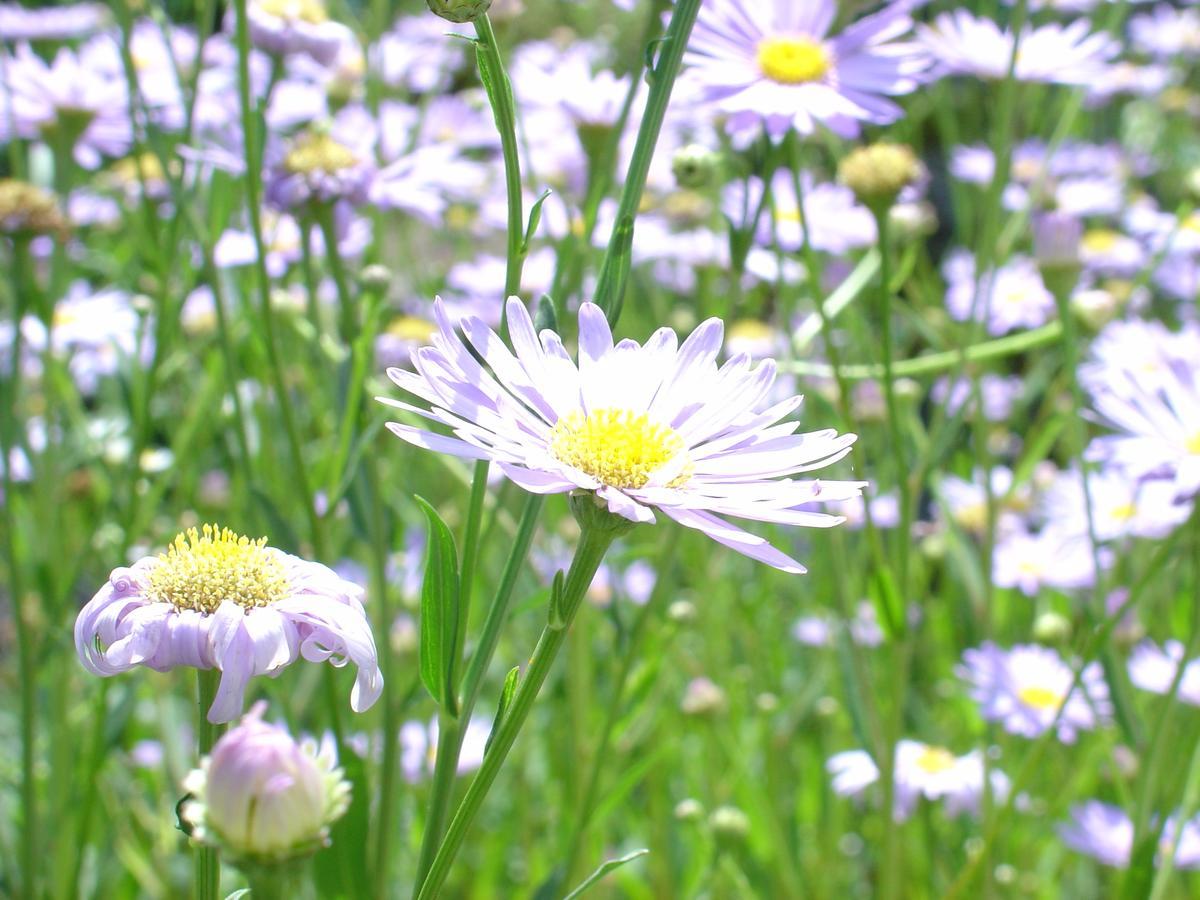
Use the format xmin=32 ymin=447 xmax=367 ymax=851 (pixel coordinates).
xmin=917 ymin=10 xmax=1117 ymax=84
xmin=1060 ymin=801 xmax=1200 ymax=869
xmin=827 ymin=740 xmax=1010 ymax=822
xmin=381 ymin=298 xmax=864 ymax=573
xmin=1128 ymin=641 xmax=1200 ymax=707
xmin=74 ymin=524 xmax=383 ymax=723
xmin=683 ymin=0 xmax=930 ymax=139
xmin=958 ymin=642 xmax=1111 ymax=743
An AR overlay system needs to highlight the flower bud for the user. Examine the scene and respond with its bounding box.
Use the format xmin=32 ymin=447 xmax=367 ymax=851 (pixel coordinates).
xmin=426 ymin=0 xmax=490 ymax=23
xmin=0 ymin=179 xmax=69 ymax=238
xmin=1032 ymin=211 xmax=1082 ymax=298
xmin=681 ymin=676 xmax=726 ymax=716
xmin=1032 ymin=611 xmax=1071 ymax=644
xmin=674 ymin=798 xmax=705 ymax=822
xmin=838 ymin=143 xmax=923 ymax=212
xmin=181 ymin=703 xmax=350 ymax=864
xmin=671 ymin=144 xmax=721 ymax=189
xmin=709 ymin=805 xmax=751 ymax=840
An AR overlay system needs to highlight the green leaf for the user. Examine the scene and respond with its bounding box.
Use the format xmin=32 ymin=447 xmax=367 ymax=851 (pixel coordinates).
xmin=562 ymin=849 xmax=650 ymax=900
xmin=485 ymin=666 xmax=520 ymax=756
xmin=416 ymin=496 xmax=461 ymax=716
xmin=521 ymin=189 xmax=553 ymax=254
xmin=534 ymin=293 xmax=558 ymax=335
xmin=547 ymin=569 xmax=567 ymax=631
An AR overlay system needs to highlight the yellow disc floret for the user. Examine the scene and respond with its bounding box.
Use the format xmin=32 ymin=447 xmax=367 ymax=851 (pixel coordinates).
xmin=914 ymin=745 xmax=957 ymax=775
xmin=257 ymin=0 xmax=328 ymax=24
xmin=756 ymin=36 xmax=832 ymax=85
xmin=549 ymin=408 xmax=693 ymax=490
xmin=385 ymin=315 xmax=437 ymax=343
xmin=1017 ymin=685 xmax=1064 ymax=711
xmin=147 ymin=525 xmax=288 ymax=614
xmin=283 ymin=132 xmax=358 ymax=176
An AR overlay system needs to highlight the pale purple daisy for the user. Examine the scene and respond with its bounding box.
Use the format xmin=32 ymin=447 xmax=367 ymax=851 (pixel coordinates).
xmin=380 ymin=298 xmax=865 ymax=573
xmin=1128 ymin=641 xmax=1200 ymax=707
xmin=958 ymin=642 xmax=1111 ymax=743
xmin=399 ymin=716 xmax=491 ymax=783
xmin=683 ymin=0 xmax=930 ymax=140
xmin=1084 ymin=338 xmax=1200 ymax=501
xmin=992 ymin=526 xmax=1108 ymax=596
xmin=234 ymin=0 xmax=354 ymax=66
xmin=1060 ymin=801 xmax=1200 ymax=869
xmin=943 ymin=249 xmax=1055 ymax=336
xmin=828 ymin=740 xmax=1010 ymax=822
xmin=0 ymin=2 xmax=107 ymax=40
xmin=74 ymin=525 xmax=383 ymax=723
xmin=917 ymin=10 xmax=1117 ymax=84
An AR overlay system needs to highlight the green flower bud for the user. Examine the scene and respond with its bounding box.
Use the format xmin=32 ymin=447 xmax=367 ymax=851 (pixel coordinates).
xmin=671 ymin=143 xmax=721 ymax=189
xmin=426 ymin=0 xmax=491 ymax=23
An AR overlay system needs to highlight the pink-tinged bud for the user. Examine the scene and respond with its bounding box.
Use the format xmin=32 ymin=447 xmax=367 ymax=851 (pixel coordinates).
xmin=181 ymin=703 xmax=350 ymax=864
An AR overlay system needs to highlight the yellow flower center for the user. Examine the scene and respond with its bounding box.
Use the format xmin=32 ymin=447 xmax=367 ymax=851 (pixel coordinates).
xmin=756 ymin=36 xmax=831 ymax=85
xmin=549 ymin=408 xmax=692 ymax=490
xmin=386 ymin=315 xmax=437 ymax=343
xmin=1017 ymin=685 xmax=1063 ymax=711
xmin=728 ymin=319 xmax=775 ymax=342
xmin=146 ymin=524 xmax=288 ymax=614
xmin=283 ymin=132 xmax=358 ymax=176
xmin=1082 ymin=229 xmax=1121 ymax=254
xmin=256 ymin=0 xmax=328 ymax=24
xmin=914 ymin=745 xmax=957 ymax=774
xmin=1109 ymin=501 xmax=1137 ymax=521
xmin=1187 ymin=432 xmax=1200 ymax=455
xmin=0 ymin=178 xmax=67 ymax=235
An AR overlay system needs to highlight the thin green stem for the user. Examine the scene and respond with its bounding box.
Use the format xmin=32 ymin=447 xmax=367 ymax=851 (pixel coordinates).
xmin=231 ymin=0 xmax=321 ymax=549
xmin=412 ymin=494 xmax=544 ymax=895
xmin=195 ymin=670 xmax=221 ymax=900
xmin=415 ymin=516 xmax=621 ymax=900
xmin=560 ymin=527 xmax=681 ymax=886
xmin=473 ymin=14 xmax=524 ymax=307
xmin=592 ymin=0 xmax=702 ymax=326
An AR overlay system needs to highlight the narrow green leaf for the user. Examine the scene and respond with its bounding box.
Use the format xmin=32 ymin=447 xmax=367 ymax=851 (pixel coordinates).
xmin=547 ymin=570 xmax=567 ymax=630
xmin=521 ymin=189 xmax=553 ymax=254
xmin=534 ymin=293 xmax=558 ymax=335
xmin=563 ymin=849 xmax=650 ymax=900
xmin=485 ymin=666 xmax=520 ymax=756
xmin=415 ymin=496 xmax=461 ymax=716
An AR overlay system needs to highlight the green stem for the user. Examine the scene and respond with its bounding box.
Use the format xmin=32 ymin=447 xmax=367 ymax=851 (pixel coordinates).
xmin=415 ymin=513 xmax=621 ymax=900
xmin=231 ymin=0 xmax=321 ymax=550
xmin=473 ymin=14 xmax=524 ymax=308
xmin=592 ymin=0 xmax=702 ymax=326
xmin=782 ymin=322 xmax=1063 ymax=381
xmin=559 ymin=527 xmax=681 ymax=886
xmin=411 ymin=494 xmax=544 ymax=895
xmin=195 ymin=670 xmax=221 ymax=900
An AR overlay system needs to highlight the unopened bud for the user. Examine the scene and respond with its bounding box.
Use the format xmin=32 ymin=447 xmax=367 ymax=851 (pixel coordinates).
xmin=838 ymin=143 xmax=923 ymax=211
xmin=674 ymin=798 xmax=704 ymax=822
xmin=709 ymin=805 xmax=750 ymax=840
xmin=1032 ymin=611 xmax=1071 ymax=644
xmin=181 ymin=703 xmax=351 ymax=865
xmin=359 ymin=263 xmax=393 ymax=292
xmin=671 ymin=144 xmax=720 ymax=189
xmin=681 ymin=676 xmax=726 ymax=716
xmin=426 ymin=0 xmax=490 ymax=23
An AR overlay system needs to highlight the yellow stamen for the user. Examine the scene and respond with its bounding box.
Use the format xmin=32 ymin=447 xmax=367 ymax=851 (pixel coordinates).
xmin=914 ymin=745 xmax=957 ymax=774
xmin=549 ymin=408 xmax=692 ymax=490
xmin=1082 ymin=229 xmax=1121 ymax=254
xmin=728 ymin=320 xmax=775 ymax=342
xmin=257 ymin=0 xmax=328 ymax=24
xmin=1187 ymin=432 xmax=1200 ymax=455
xmin=386 ymin=316 xmax=437 ymax=343
xmin=147 ymin=524 xmax=288 ymax=614
xmin=1017 ymin=685 xmax=1064 ymax=711
xmin=1109 ymin=501 xmax=1137 ymax=522
xmin=757 ymin=36 xmax=831 ymax=85
xmin=283 ymin=132 xmax=358 ymax=176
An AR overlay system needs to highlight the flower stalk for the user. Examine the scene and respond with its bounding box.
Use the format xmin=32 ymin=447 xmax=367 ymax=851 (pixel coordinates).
xmin=195 ymin=669 xmax=221 ymax=900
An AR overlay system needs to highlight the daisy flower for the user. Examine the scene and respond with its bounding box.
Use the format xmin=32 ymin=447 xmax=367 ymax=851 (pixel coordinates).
xmin=1084 ymin=344 xmax=1200 ymax=501
xmin=1060 ymin=801 xmax=1200 ymax=869
xmin=380 ymin=298 xmax=864 ymax=573
xmin=917 ymin=10 xmax=1117 ymax=84
xmin=827 ymin=740 xmax=1010 ymax=822
xmin=74 ymin=524 xmax=383 ymax=723
xmin=683 ymin=0 xmax=930 ymax=139
xmin=958 ymin=642 xmax=1111 ymax=743
xmin=1128 ymin=641 xmax=1200 ymax=706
